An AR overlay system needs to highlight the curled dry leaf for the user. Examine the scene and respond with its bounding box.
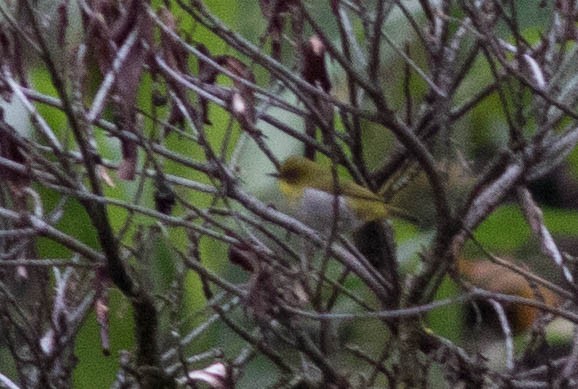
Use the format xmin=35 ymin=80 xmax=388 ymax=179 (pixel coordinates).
xmin=115 ymin=3 xmax=151 ymax=180
xmin=153 ymin=177 xmax=176 ymax=215
xmin=95 ymin=295 xmax=110 ymax=356
xmin=197 ymin=43 xmax=218 ymax=125
xmin=245 ymin=262 xmax=308 ymax=324
xmin=158 ymin=8 xmax=188 ymax=75
xmin=186 ymin=361 xmax=230 ymax=389
xmin=0 ymin=26 xmax=28 ymax=97
xmin=216 ymin=56 xmax=257 ymax=131
xmin=302 ymin=35 xmax=331 ymax=93
xmin=0 ymin=117 xmax=34 ymax=280
xmin=0 ymin=115 xmax=29 ymax=190
xmin=95 ymin=267 xmax=111 ymax=355
xmin=522 ymin=54 xmax=546 ymax=90
xmin=458 ymin=258 xmax=560 ymax=334
xmin=158 ymin=7 xmax=191 ymax=132
xmin=301 ymin=34 xmax=333 ymax=150
xmin=259 ymin=0 xmax=298 ymax=61
xmin=97 ymin=165 xmax=115 ymax=188
xmin=228 ymin=244 xmax=257 ymax=272
xmin=259 ymin=0 xmax=296 ymax=23
xmin=197 ymin=51 xmax=257 ymax=131
xmin=82 ymin=0 xmax=152 ymax=180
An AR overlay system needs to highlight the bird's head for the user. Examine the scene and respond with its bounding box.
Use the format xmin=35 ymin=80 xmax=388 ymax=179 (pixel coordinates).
xmin=270 ymin=156 xmax=321 ymax=188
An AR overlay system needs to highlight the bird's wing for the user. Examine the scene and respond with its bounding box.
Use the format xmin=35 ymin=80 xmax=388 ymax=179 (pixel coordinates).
xmin=339 ymin=181 xmax=383 ymax=202
xmin=342 ymin=181 xmax=419 ymax=223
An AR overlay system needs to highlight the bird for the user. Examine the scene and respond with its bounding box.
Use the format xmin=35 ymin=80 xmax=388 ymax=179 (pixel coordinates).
xmin=270 ymin=155 xmax=416 ymax=232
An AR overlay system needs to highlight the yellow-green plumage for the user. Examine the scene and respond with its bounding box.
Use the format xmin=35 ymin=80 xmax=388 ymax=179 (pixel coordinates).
xmin=276 ymin=156 xmax=402 ymax=228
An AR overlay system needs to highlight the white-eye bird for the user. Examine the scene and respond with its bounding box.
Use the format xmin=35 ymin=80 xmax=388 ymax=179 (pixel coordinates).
xmin=271 ymin=156 xmax=415 ymax=232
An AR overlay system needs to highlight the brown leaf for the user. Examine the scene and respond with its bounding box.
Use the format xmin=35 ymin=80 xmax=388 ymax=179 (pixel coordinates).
xmin=459 ymin=258 xmax=560 ymax=333
xmin=117 ymin=141 xmax=138 ymax=180
xmin=259 ymin=0 xmax=297 ymax=61
xmin=197 ymin=44 xmax=219 ymax=85
xmin=259 ymin=0 xmax=295 ymax=17
xmin=245 ymin=263 xmax=308 ymax=324
xmin=81 ymin=0 xmax=117 ymax=72
xmin=95 ymin=267 xmax=111 ymax=355
xmin=0 ymin=115 xmax=29 ymax=188
xmin=196 ymin=52 xmax=257 ymax=130
xmin=228 ymin=244 xmax=257 ymax=272
xmin=216 ymin=56 xmax=257 ymax=130
xmin=197 ymin=44 xmax=219 ymax=125
xmin=116 ymin=10 xmax=151 ymax=180
xmin=154 ymin=178 xmax=176 ymax=215
xmin=82 ymin=0 xmax=152 ymax=180
xmin=159 ymin=8 xmax=188 ymax=73
xmin=159 ymin=7 xmax=191 ymax=131
xmin=0 ymin=28 xmax=28 ymax=93
xmin=302 ymin=35 xmax=331 ymax=92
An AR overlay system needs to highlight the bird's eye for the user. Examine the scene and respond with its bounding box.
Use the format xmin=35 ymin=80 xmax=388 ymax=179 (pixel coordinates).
xmin=281 ymin=168 xmax=300 ymax=182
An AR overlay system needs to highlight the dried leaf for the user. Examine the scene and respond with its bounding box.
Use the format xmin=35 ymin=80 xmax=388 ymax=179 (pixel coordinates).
xmin=459 ymin=258 xmax=560 ymax=333
xmin=228 ymin=244 xmax=257 ymax=272
xmin=159 ymin=7 xmax=190 ymax=131
xmin=117 ymin=137 xmax=138 ymax=180
xmin=159 ymin=8 xmax=188 ymax=73
xmin=259 ymin=0 xmax=295 ymax=18
xmin=245 ymin=263 xmax=308 ymax=323
xmin=216 ymin=56 xmax=257 ymax=130
xmin=116 ymin=14 xmax=151 ymax=180
xmin=186 ymin=362 xmax=231 ymax=388
xmin=95 ymin=267 xmax=111 ymax=355
xmin=196 ymin=52 xmax=257 ymax=130
xmin=0 ymin=115 xmax=29 ymax=188
xmin=302 ymin=35 xmax=331 ymax=92
xmin=522 ymin=54 xmax=546 ymax=90
xmin=97 ymin=165 xmax=116 ymax=188
xmin=259 ymin=0 xmax=297 ymax=60
xmin=197 ymin=44 xmax=219 ymax=85
xmin=81 ymin=0 xmax=117 ymax=72
xmin=82 ymin=0 xmax=152 ymax=180
xmin=154 ymin=178 xmax=176 ymax=215
xmin=197 ymin=44 xmax=219 ymax=125
xmin=0 ymin=27 xmax=28 ymax=94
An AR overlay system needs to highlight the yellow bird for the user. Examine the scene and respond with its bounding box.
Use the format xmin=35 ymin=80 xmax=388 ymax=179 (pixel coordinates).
xmin=271 ymin=156 xmax=415 ymax=232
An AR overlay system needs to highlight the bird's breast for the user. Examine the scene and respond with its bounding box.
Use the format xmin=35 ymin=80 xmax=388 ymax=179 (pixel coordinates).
xmin=297 ymin=188 xmax=359 ymax=231
xmin=278 ymin=180 xmax=303 ymax=202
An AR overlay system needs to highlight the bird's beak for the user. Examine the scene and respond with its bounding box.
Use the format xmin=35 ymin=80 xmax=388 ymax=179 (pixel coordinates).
xmin=267 ymin=172 xmax=279 ymax=178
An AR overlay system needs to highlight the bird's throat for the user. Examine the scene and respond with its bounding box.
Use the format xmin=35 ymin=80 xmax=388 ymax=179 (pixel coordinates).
xmin=278 ymin=180 xmax=304 ymax=202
